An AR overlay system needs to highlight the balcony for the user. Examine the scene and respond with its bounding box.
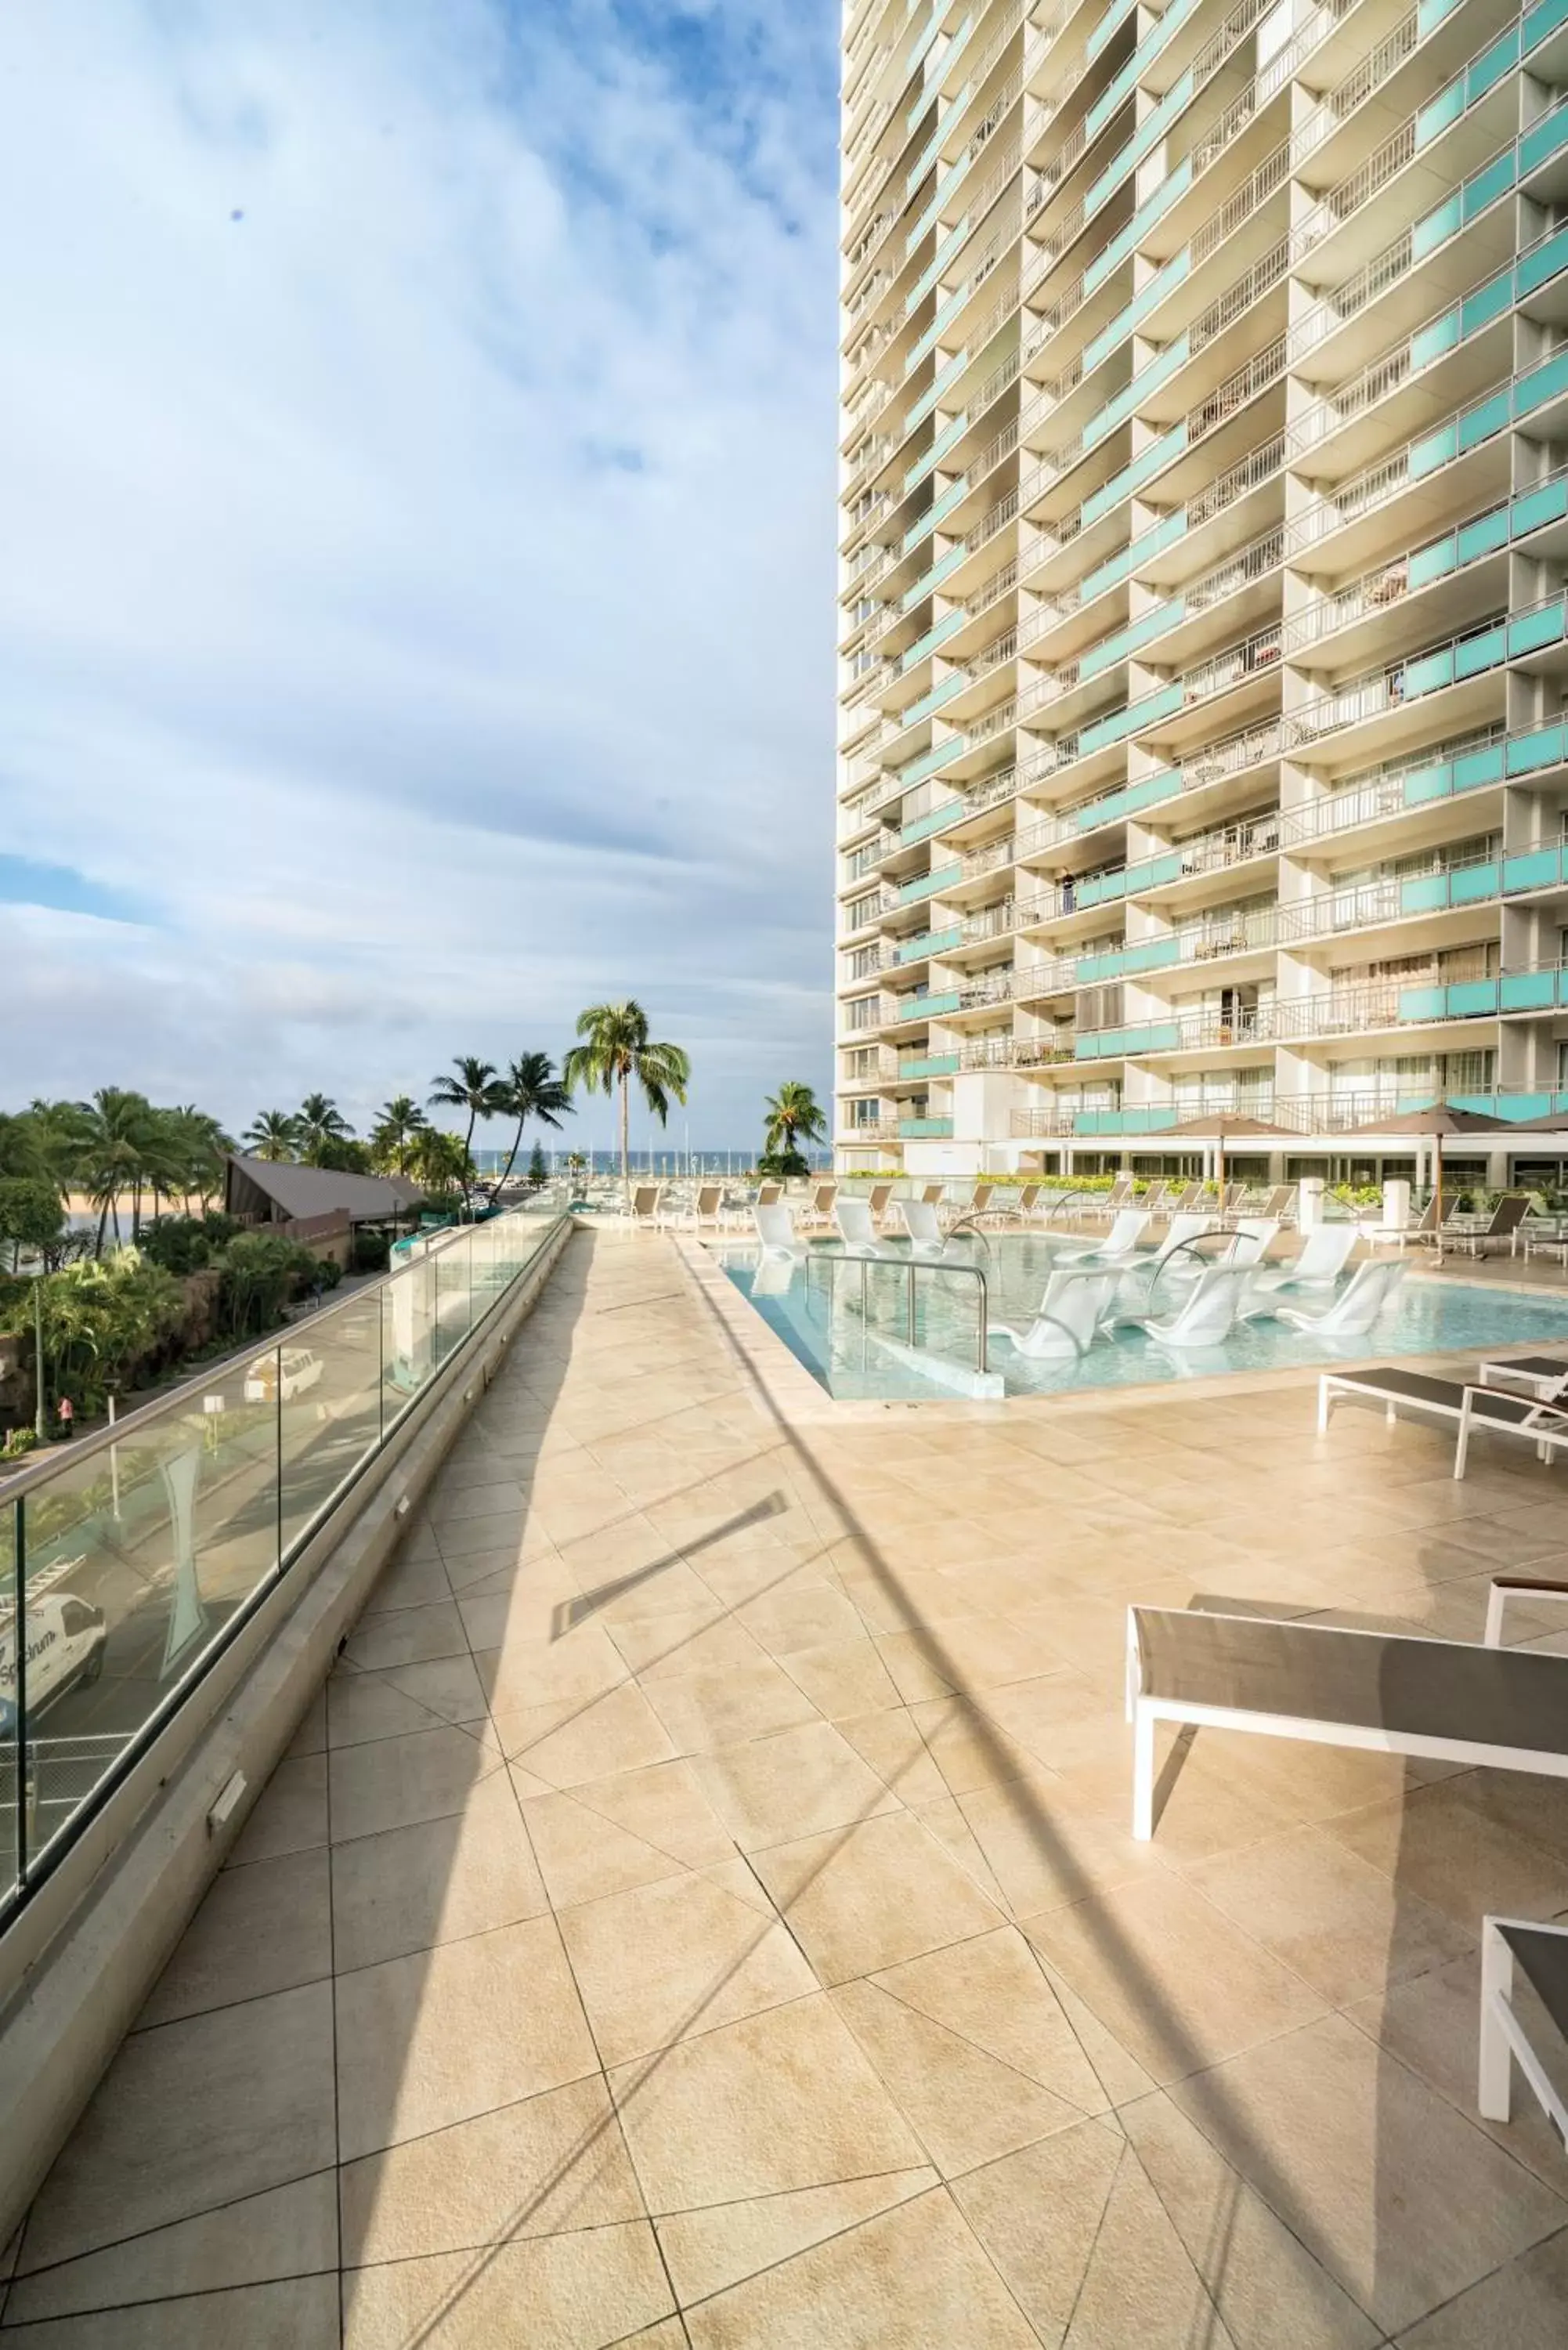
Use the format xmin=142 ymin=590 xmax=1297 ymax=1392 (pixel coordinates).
xmin=898 ymin=1115 xmax=956 ymax=1137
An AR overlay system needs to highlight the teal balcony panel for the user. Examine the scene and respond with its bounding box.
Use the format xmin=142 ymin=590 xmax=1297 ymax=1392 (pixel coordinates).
xmin=1082 ymin=256 xmax=1190 ymax=379
xmin=1501 ymin=970 xmax=1559 ymax=1010
xmin=907 ymin=284 xmax=972 ymax=374
xmin=899 ymin=671 xmax=967 ymax=727
xmin=895 ymin=924 xmax=962 ymax=963
xmin=1508 ymin=599 xmax=1568 ymax=658
xmin=1082 ymin=424 xmax=1187 ymax=530
xmin=898 ymin=733 xmax=965 ymax=785
xmin=1085 ymin=334 xmax=1190 ymax=453
xmin=1507 ymin=723 xmax=1568 ymax=776
xmin=1399 ymin=863 xmax=1500 ymax=914
xmin=1454 ymin=619 xmax=1508 ymax=677
xmin=1075 ymin=1021 xmax=1181 ymax=1059
xmin=1078 ymin=1106 xmax=1177 ymax=1135
xmin=1397 ymin=985 xmax=1447 ymax=1021
xmin=1078 ymin=510 xmax=1187 ymax=607
xmin=899 ymin=1053 xmax=960 ymax=1077
xmin=1448 ymin=978 xmax=1501 ymax=1016
xmin=901 ymin=542 xmax=968 ymax=613
xmin=1082 ymin=164 xmax=1191 ymax=300
xmin=1516 ymin=350 xmax=1568 ymax=420
xmin=1513 ymin=479 xmax=1568 ymax=537
xmin=900 ymin=609 xmax=967 ymax=672
xmin=1088 ymin=0 xmax=1138 ymax=58
xmin=1086 ymin=67 xmax=1193 ymax=220
xmin=1504 ymin=844 xmax=1568 ymax=893
xmin=894 ymin=990 xmax=961 ymax=1022
xmin=1076 ymin=938 xmax=1180 ymax=983
xmin=1125 ymin=850 xmax=1183 ymax=895
xmin=1528 ymin=0 xmax=1568 ymax=50
xmin=1522 ymin=99 xmax=1568 ymax=178
xmin=1075 ymin=767 xmax=1182 ymax=830
xmin=901 ymin=794 xmax=966 ymax=844
xmin=1519 ymin=226 xmax=1568 ymax=298
xmin=909 ymin=222 xmax=970 ymax=313
xmin=1075 ymin=867 xmax=1126 ymax=910
xmin=898 ymin=860 xmax=963 ymax=903
xmin=898 ymin=1116 xmax=955 ymax=1138
xmin=1082 ymin=682 xmax=1181 ymax=753
xmin=904 ymin=352 xmax=968 ymax=439
xmin=1081 ymin=598 xmax=1184 ymax=680
xmin=1448 ymin=862 xmax=1501 ymax=906
xmin=903 ymin=412 xmax=969 ymax=495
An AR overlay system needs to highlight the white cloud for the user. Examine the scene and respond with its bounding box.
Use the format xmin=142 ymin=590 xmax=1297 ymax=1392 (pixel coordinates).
xmin=0 ymin=0 xmax=839 ymax=1141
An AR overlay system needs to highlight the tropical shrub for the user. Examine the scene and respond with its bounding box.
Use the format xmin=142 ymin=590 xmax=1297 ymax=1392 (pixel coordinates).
xmin=137 ymin=1211 xmax=240 ymax=1274
xmin=0 ymin=1250 xmax=186 ymax=1416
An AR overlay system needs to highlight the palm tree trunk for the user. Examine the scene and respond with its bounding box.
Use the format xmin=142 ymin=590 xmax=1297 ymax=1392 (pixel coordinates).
xmin=462 ymin=1112 xmax=477 ymax=1212
xmin=620 ymin=1072 xmax=630 ymax=1206
xmin=497 ymin=1117 xmax=525 ymax=1192
xmin=95 ymin=1202 xmax=108 ymax=1257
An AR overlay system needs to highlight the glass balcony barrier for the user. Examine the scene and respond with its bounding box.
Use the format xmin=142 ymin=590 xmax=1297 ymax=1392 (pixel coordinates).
xmin=0 ymin=1213 xmax=562 ymax=1922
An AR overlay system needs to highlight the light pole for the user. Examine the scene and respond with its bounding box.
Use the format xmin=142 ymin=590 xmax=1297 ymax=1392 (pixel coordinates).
xmin=33 ymin=1275 xmax=46 ymax=1444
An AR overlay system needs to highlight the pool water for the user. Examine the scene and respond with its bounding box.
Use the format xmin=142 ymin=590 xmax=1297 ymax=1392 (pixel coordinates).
xmin=712 ymin=1235 xmax=1568 ymax=1401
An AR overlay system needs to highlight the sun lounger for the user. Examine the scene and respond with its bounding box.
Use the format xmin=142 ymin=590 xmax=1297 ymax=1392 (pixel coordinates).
xmin=990 ymin=1269 xmax=1118 ymax=1358
xmin=1441 ymin=1194 xmax=1532 ymax=1258
xmin=896 ymin=1199 xmax=951 ymax=1256
xmin=1126 ymin=1587 xmax=1568 ymax=1841
xmin=1479 ymin=1915 xmax=1568 ymax=2143
xmin=1110 ymin=1264 xmax=1253 ymax=1348
xmin=833 ymin=1199 xmax=893 ymax=1256
xmin=1318 ymin=1363 xmax=1568 ymax=1477
xmin=753 ymin=1202 xmax=802 ymax=1256
xmin=1049 ymin=1207 xmax=1151 ymax=1265
xmin=1274 ymin=1258 xmax=1404 ymax=1336
xmin=1248 ymin=1224 xmax=1358 ymax=1293
xmin=1476 ymin=1356 xmax=1568 ymax=1399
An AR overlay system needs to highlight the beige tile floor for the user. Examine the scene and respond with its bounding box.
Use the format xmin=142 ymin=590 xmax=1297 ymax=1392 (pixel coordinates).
xmin=6 ymin=1226 xmax=1568 ymax=2346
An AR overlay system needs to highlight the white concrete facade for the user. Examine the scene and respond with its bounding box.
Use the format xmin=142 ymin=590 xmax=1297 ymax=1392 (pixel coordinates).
xmin=835 ymin=0 xmax=1568 ymax=1179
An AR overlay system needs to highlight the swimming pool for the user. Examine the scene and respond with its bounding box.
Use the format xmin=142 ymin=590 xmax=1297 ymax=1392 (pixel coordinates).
xmin=711 ymin=1235 xmax=1568 ymax=1401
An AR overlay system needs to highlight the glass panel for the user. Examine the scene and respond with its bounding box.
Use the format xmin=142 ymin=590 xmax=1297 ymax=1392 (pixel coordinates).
xmin=18 ymin=1390 xmax=269 ymax=1872
xmin=384 ymin=1251 xmax=440 ymax=1425
xmin=0 ymin=1501 xmax=18 ymax=1906
xmin=278 ymin=1289 xmax=385 ymax=1563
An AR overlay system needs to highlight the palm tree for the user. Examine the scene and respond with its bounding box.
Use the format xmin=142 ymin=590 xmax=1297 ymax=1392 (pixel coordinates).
xmin=563 ymin=1003 xmax=690 ymax=1204
xmin=295 ymin=1094 xmax=352 ymax=1166
xmin=370 ymin=1095 xmax=428 ymax=1177
xmin=244 ymin=1110 xmax=301 ymax=1163
xmin=72 ymin=1087 xmax=155 ymax=1253
xmin=167 ymin=1106 xmax=231 ymax=1210
xmin=763 ymin=1081 xmax=829 ymax=1166
xmin=427 ymin=1058 xmax=506 ymax=1204
xmin=494 ymin=1054 xmax=573 ymax=1192
xmin=407 ymin=1125 xmax=472 ymax=1199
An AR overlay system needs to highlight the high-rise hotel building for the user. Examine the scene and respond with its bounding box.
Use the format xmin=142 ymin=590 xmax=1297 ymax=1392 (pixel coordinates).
xmin=834 ymin=0 xmax=1568 ymax=1180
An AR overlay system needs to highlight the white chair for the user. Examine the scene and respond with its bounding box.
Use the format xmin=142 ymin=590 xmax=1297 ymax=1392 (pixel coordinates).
xmin=753 ymin=1202 xmax=802 ymax=1256
xmin=1223 ymin=1217 xmax=1281 ymax=1266
xmin=897 ymin=1199 xmax=950 ymax=1255
xmin=990 ymin=1269 xmax=1118 ymax=1358
xmin=1248 ymin=1224 xmax=1359 ymax=1293
xmin=1275 ymin=1259 xmax=1405 ymax=1336
xmin=1112 ymin=1264 xmax=1252 ymax=1348
xmin=664 ymin=1183 xmax=724 ymax=1232
xmin=1049 ymin=1208 xmax=1151 ymax=1265
xmin=834 ymin=1199 xmax=893 ymax=1256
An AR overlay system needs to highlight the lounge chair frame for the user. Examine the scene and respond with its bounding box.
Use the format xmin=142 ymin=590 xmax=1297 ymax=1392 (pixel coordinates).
xmin=1127 ymin=1582 xmax=1568 ymax=1842
xmin=1479 ymin=1914 xmax=1568 ymax=2144
xmin=1318 ymin=1364 xmax=1568 ymax=1477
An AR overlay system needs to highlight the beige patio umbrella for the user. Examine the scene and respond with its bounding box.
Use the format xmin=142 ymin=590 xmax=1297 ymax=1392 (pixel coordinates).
xmin=1163 ymin=1112 xmax=1295 ymax=1207
xmin=1349 ymin=1103 xmax=1509 ymax=1242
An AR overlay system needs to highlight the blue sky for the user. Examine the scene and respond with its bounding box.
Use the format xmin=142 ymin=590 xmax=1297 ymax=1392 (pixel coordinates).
xmin=0 ymin=0 xmax=840 ymax=1150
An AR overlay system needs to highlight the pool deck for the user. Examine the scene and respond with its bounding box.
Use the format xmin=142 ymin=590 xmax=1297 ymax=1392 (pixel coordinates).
xmin=8 ymin=1224 xmax=1568 ymax=2345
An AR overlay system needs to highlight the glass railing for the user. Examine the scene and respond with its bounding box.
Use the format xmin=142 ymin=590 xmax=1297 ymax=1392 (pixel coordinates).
xmin=0 ymin=1211 xmax=564 ymax=1921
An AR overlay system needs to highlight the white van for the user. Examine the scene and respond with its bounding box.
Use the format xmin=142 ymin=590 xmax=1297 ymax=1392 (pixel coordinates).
xmin=0 ymin=1593 xmax=108 ymax=1730
xmin=244 ymin=1347 xmax=324 ymax=1405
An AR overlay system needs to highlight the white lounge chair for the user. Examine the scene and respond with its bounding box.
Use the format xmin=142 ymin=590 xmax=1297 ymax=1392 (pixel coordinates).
xmin=753 ymin=1201 xmax=803 ymax=1256
xmin=1479 ymin=1912 xmax=1568 ymax=2141
xmin=896 ymin=1199 xmax=950 ymax=1255
xmin=1476 ymin=1354 xmax=1568 ymax=1400
xmin=834 ymin=1199 xmax=893 ymax=1256
xmin=1223 ymin=1217 xmax=1280 ymax=1266
xmin=1048 ymin=1207 xmax=1151 ymax=1265
xmin=1111 ymin=1263 xmax=1253 ymax=1348
xmin=1248 ymin=1224 xmax=1359 ymax=1294
xmin=1126 ymin=1581 xmax=1568 ymax=1842
xmin=1275 ymin=1258 xmax=1405 ymax=1336
xmin=1112 ymin=1212 xmax=1226 ymax=1303
xmin=989 ymin=1269 xmax=1118 ymax=1358
xmin=664 ymin=1183 xmax=725 ymax=1233
xmin=1318 ymin=1361 xmax=1568 ymax=1478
